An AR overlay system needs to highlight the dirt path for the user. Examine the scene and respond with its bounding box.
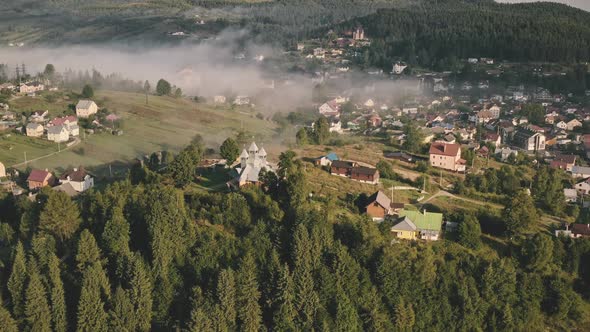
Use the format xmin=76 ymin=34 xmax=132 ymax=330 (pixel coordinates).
xmin=419 ymin=190 xmax=503 ymax=208
xmin=10 ymin=138 xmax=81 ymax=168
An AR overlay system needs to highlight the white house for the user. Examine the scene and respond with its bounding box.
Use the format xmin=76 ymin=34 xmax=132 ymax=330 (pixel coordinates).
xmin=59 ymin=167 xmax=94 ymax=193
xmin=319 ymin=101 xmax=340 ymax=117
xmin=47 ymin=125 xmax=69 ymax=143
xmin=0 ymin=161 xmax=5 ymax=178
xmin=564 ymin=189 xmax=578 ymax=203
xmin=213 ymin=95 xmax=226 ymax=103
xmin=575 ymin=179 xmax=590 ymax=195
xmin=555 ymin=121 xmax=567 ymax=130
xmin=75 ymin=100 xmax=98 ymax=118
xmin=26 ymin=123 xmax=44 ymax=137
xmin=19 ymin=82 xmax=44 ymax=94
xmin=30 ymin=110 xmax=48 ymax=123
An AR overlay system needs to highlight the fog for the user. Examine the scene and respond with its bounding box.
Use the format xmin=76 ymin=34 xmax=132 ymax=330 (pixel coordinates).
xmin=0 ymin=30 xmax=420 ymax=113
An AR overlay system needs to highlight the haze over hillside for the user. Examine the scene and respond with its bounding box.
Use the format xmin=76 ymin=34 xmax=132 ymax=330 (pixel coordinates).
xmin=496 ymin=0 xmax=590 ymax=11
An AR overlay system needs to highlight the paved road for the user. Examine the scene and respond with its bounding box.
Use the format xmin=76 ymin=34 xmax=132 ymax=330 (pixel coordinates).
xmin=10 ymin=138 xmax=81 ymax=168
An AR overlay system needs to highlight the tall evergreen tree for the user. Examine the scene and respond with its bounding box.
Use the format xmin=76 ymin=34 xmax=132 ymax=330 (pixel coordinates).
xmin=127 ymin=253 xmax=152 ymax=332
xmin=272 ymin=264 xmax=297 ymax=331
xmin=0 ymin=301 xmax=18 ymax=332
xmin=293 ymin=224 xmax=319 ymax=329
xmin=47 ymin=254 xmax=67 ymax=332
xmin=217 ymin=268 xmax=237 ymax=330
xmin=109 ymin=286 xmax=136 ymax=332
xmin=7 ymin=242 xmax=27 ymax=322
xmin=38 ymin=191 xmax=81 ymax=243
xmin=237 ymin=253 xmax=262 ymax=332
xmin=76 ymin=229 xmax=103 ymax=274
xmin=335 ymin=289 xmax=362 ymax=332
xmin=24 ymin=267 xmax=51 ymax=332
xmin=101 ymin=206 xmax=130 ymax=258
xmin=77 ymin=262 xmax=110 ymax=332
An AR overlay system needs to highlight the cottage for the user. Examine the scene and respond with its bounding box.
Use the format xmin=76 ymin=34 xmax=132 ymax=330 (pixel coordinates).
xmin=213 ymin=95 xmax=226 ymax=104
xmin=350 ymin=166 xmax=379 ymax=184
xmin=26 ymin=123 xmax=44 ymax=137
xmin=27 ymin=169 xmax=54 ymax=190
xmin=483 ymin=133 xmax=501 ymax=146
xmin=572 ymin=224 xmax=590 ymax=238
xmin=319 ymin=101 xmax=340 ymax=117
xmin=75 ymin=100 xmax=98 ymax=118
xmin=330 ymin=160 xmax=357 ymax=177
xmin=19 ymin=82 xmax=44 ymax=94
xmin=429 ymin=142 xmax=466 ymax=172
xmin=59 ymin=167 xmax=94 ymax=193
xmin=575 ymin=179 xmax=590 ymax=195
xmin=233 ymin=96 xmax=250 ymax=106
xmin=550 ymin=154 xmax=577 ymax=172
xmin=365 ymin=191 xmax=392 ymax=221
xmin=315 ymin=152 xmax=339 ymax=167
xmin=564 ymin=189 xmax=578 ymax=203
xmin=571 ymin=166 xmax=590 ymax=179
xmin=47 ymin=125 xmax=69 ymax=143
xmin=390 ymin=210 xmax=443 ymax=241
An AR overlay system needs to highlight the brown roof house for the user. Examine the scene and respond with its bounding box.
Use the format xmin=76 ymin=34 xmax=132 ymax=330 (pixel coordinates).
xmin=57 ymin=167 xmax=94 ymax=194
xmin=429 ymin=142 xmax=466 ymax=172
xmin=330 ymin=160 xmax=357 ymax=177
xmin=365 ymin=191 xmax=405 ymax=221
xmin=27 ymin=169 xmax=55 ymax=190
xmin=550 ymin=154 xmax=577 ymax=172
xmin=351 ymin=166 xmax=379 ymax=184
xmin=572 ymin=224 xmax=590 ymax=238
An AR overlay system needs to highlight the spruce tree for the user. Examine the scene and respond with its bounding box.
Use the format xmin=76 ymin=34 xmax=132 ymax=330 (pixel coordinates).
xmin=128 ymin=253 xmax=152 ymax=332
xmin=0 ymin=302 xmax=18 ymax=332
xmin=76 ymin=229 xmax=103 ymax=274
xmin=273 ymin=264 xmax=297 ymax=331
xmin=109 ymin=286 xmax=136 ymax=332
xmin=293 ymin=224 xmax=319 ymax=329
xmin=38 ymin=190 xmax=81 ymax=243
xmin=47 ymin=254 xmax=67 ymax=332
xmin=335 ymin=290 xmax=361 ymax=332
xmin=24 ymin=267 xmax=51 ymax=332
xmin=237 ymin=253 xmax=262 ymax=332
xmin=7 ymin=242 xmax=27 ymax=322
xmin=76 ymin=262 xmax=109 ymax=332
xmin=101 ymin=206 xmax=130 ymax=258
xmin=217 ymin=268 xmax=237 ymax=330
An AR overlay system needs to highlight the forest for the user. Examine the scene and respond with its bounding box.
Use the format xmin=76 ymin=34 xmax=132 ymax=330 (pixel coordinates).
xmin=0 ymin=139 xmax=589 ymax=331
xmin=345 ymin=1 xmax=590 ymax=70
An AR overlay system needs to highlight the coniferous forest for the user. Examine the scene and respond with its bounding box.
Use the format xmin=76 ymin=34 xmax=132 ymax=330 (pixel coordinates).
xmin=0 ymin=141 xmax=589 ymax=331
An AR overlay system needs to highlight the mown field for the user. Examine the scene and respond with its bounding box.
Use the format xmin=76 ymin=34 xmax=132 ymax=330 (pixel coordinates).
xmin=1 ymin=90 xmax=278 ymax=176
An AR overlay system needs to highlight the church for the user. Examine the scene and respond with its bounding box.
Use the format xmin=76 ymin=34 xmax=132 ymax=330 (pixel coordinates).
xmin=230 ymin=142 xmax=274 ymax=188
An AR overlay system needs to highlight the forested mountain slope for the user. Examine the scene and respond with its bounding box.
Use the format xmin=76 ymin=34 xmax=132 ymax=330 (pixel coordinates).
xmin=346 ymin=1 xmax=590 ymax=69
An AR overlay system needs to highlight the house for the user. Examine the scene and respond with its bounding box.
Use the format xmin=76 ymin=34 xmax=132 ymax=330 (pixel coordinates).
xmin=496 ymin=147 xmax=518 ymax=162
xmin=26 ymin=123 xmax=44 ymax=137
xmin=52 ymin=182 xmax=79 ymax=197
xmin=329 ymin=118 xmax=343 ymax=133
xmin=75 ymin=100 xmax=98 ymax=118
xmin=367 ymin=113 xmax=382 ymax=127
xmin=571 ymin=166 xmax=590 ymax=178
xmin=575 ymin=179 xmax=590 ymax=195
xmin=330 ymin=160 xmax=357 ymax=177
xmin=566 ymin=119 xmax=582 ymax=131
xmin=488 ymin=105 xmax=501 ymax=118
xmin=319 ymin=101 xmax=340 ymax=117
xmin=19 ymin=82 xmax=44 ymax=94
xmin=512 ymin=128 xmax=545 ymax=152
xmin=0 ymin=161 xmax=5 ymax=178
xmin=384 ymin=151 xmax=414 ymax=163
xmin=27 ymin=169 xmax=55 ymax=190
xmin=474 ymin=110 xmax=493 ymax=124
xmin=572 ymin=224 xmax=590 ymax=238
xmin=365 ymin=191 xmax=392 ymax=221
xmin=59 ymin=167 xmax=94 ymax=193
xmin=564 ymin=189 xmax=578 ymax=203
xmin=390 ymin=210 xmax=443 ymax=241
xmin=233 ymin=142 xmax=274 ymax=187
xmin=47 ymin=125 xmax=69 ymax=143
xmin=30 ymin=110 xmax=48 ymax=123
xmin=550 ymin=154 xmax=577 ymax=172
xmin=233 ymin=96 xmax=250 ymax=106
xmin=350 ymin=166 xmax=379 ymax=184
xmin=429 ymin=142 xmax=466 ymax=172
xmin=555 ymin=121 xmax=567 ymax=130
xmin=315 ymin=153 xmax=339 ymax=167
xmin=48 ymin=115 xmax=78 ymax=128
xmin=213 ymin=95 xmax=226 ymax=103
xmin=483 ymin=133 xmax=501 ymax=146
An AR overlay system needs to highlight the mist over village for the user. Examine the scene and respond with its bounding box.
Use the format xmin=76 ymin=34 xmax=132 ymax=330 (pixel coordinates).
xmin=0 ymin=1 xmax=590 ymax=331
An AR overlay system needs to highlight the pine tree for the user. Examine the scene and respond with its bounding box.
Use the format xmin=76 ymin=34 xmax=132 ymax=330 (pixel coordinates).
xmin=38 ymin=191 xmax=81 ymax=243
xmin=0 ymin=302 xmax=18 ymax=332
xmin=101 ymin=206 xmax=130 ymax=258
xmin=77 ymin=262 xmax=110 ymax=332
xmin=217 ymin=268 xmax=237 ymax=330
xmin=237 ymin=253 xmax=262 ymax=332
xmin=273 ymin=264 xmax=297 ymax=331
xmin=7 ymin=242 xmax=27 ymax=322
xmin=335 ymin=289 xmax=361 ymax=332
xmin=128 ymin=253 xmax=152 ymax=332
xmin=293 ymin=224 xmax=319 ymax=329
xmin=76 ymin=229 xmax=103 ymax=274
xmin=24 ymin=267 xmax=51 ymax=332
xmin=393 ymin=297 xmax=415 ymax=332
xmin=47 ymin=254 xmax=67 ymax=332
xmin=362 ymin=287 xmax=388 ymax=332
xmin=109 ymin=286 xmax=136 ymax=331
xmin=188 ymin=306 xmax=213 ymax=332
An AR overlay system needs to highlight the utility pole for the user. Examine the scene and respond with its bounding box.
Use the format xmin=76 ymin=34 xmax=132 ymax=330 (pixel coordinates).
xmin=24 ymin=151 xmax=27 ymax=167
xmin=58 ymin=141 xmax=61 ymax=152
xmin=109 ymin=164 xmax=112 ymax=177
xmin=439 ymin=169 xmax=442 ymax=187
